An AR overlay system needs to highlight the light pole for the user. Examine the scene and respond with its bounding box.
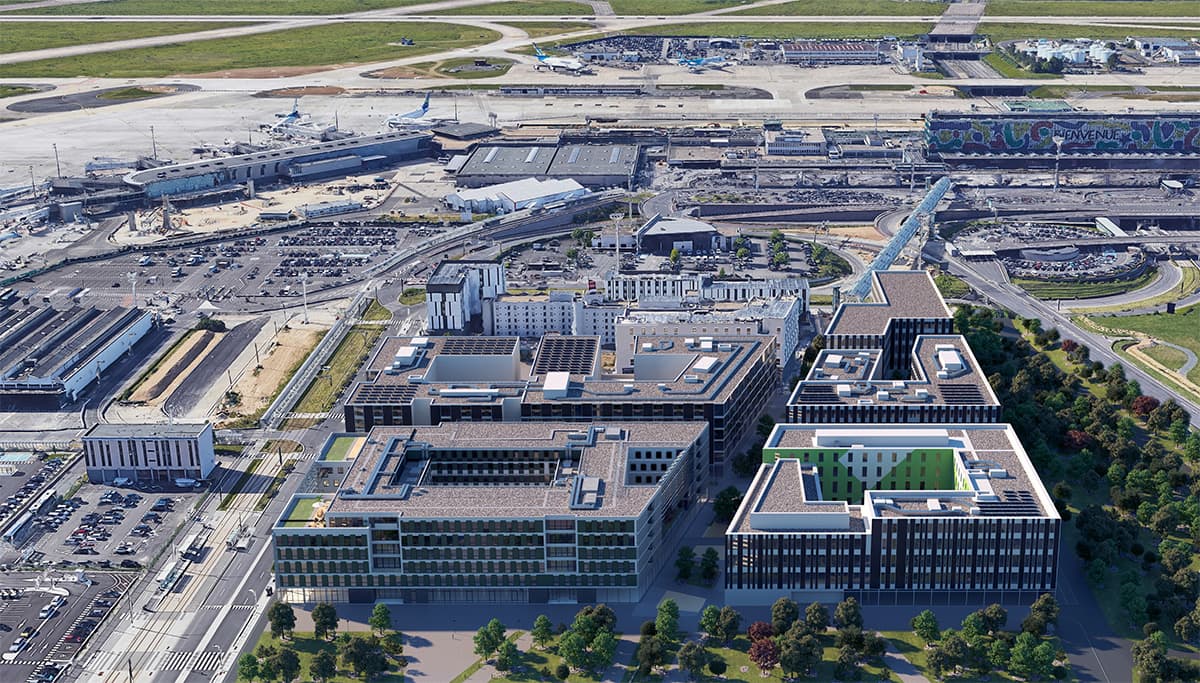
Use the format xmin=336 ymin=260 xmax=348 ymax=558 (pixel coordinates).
xmin=150 ymin=125 xmax=158 ymax=159
xmin=127 ymin=272 xmax=137 ymax=307
xmin=52 ymin=143 xmax=61 ymax=178
xmin=300 ymin=272 xmax=309 ymax=324
xmin=1052 ymin=135 xmax=1065 ymax=193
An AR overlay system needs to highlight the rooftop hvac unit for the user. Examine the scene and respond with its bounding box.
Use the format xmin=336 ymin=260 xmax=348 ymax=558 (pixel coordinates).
xmin=684 ymin=375 xmax=701 ymax=383
xmin=717 ymin=343 xmax=733 ymax=352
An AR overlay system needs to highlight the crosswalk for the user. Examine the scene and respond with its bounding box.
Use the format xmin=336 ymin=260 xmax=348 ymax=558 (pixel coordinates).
xmin=201 ymin=604 xmax=254 ymax=610
xmin=84 ymin=649 xmax=226 ymax=672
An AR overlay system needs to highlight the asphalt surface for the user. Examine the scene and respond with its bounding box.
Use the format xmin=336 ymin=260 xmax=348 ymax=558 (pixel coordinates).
xmin=7 ymin=85 xmax=200 ymax=114
xmin=163 ymin=316 xmax=266 ymax=416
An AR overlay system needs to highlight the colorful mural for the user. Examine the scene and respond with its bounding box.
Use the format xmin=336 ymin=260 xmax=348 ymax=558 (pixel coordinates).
xmin=925 ymin=114 xmax=1200 ymax=155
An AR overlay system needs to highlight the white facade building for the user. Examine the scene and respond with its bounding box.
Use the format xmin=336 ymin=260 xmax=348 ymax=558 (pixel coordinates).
xmin=488 ymin=292 xmax=626 ymax=345
xmin=444 ymin=178 xmax=590 ymax=214
xmin=603 ymin=272 xmax=809 ymax=307
xmin=425 ymin=260 xmax=507 ymax=332
xmin=83 ymin=422 xmax=215 ymax=484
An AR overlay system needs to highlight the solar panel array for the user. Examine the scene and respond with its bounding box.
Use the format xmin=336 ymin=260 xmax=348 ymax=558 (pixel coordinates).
xmin=351 ymin=385 xmax=419 ymax=404
xmin=533 ymin=337 xmax=598 ymax=375
xmin=442 ymin=338 xmax=517 ymax=356
xmin=975 ymin=490 xmax=1041 ymax=517
xmin=940 ymin=385 xmax=987 ymax=405
xmin=793 ymin=385 xmax=839 ymax=405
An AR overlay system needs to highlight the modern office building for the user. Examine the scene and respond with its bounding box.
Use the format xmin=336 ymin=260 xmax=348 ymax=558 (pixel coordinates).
xmin=82 ymin=422 xmax=215 ymax=484
xmin=725 ymin=423 xmax=1060 ymax=606
xmin=788 ymin=335 xmax=1000 ymax=423
xmin=424 ymin=260 xmax=507 ymax=333
xmin=489 ymin=291 xmax=625 ymax=345
xmin=824 ymin=270 xmax=954 ymax=371
xmin=343 ymin=333 xmax=776 ymax=466
xmin=603 ymin=272 xmax=810 ymax=306
xmin=272 ymin=421 xmax=709 ymax=604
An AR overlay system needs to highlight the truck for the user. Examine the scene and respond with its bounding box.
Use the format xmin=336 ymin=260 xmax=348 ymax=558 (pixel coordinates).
xmin=174 ymin=477 xmax=197 ymax=488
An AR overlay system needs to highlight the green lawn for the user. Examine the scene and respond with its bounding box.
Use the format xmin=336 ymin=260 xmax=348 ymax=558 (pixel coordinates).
xmin=627 ymin=21 xmax=932 ymax=39
xmin=1088 ymin=303 xmax=1200 ymax=385
xmin=398 ymin=287 xmax=425 ymax=305
xmin=1013 ymin=268 xmax=1157 ymax=300
xmin=324 ymin=436 xmax=359 ymax=462
xmin=0 ymin=85 xmax=37 ymax=98
xmin=361 ymin=299 xmax=393 ymax=321
xmin=677 ymin=635 xmax=895 ymax=682
xmin=489 ymin=634 xmax=602 ymax=683
xmin=430 ymin=0 xmax=592 ymax=15
xmin=251 ymin=631 xmax=406 ymax=683
xmin=97 ymin=86 xmax=162 ymax=101
xmin=934 ymin=272 xmax=970 ymax=299
xmin=608 ymin=0 xmax=750 ymax=14
xmin=0 ymin=22 xmax=500 ymax=78
xmin=987 ymin=0 xmax=1200 ymax=16
xmin=10 ymin=0 xmax=431 ymax=15
xmin=0 ymin=20 xmax=249 ymax=54
xmin=1077 ymin=265 xmax=1200 ymax=313
xmin=980 ymin=22 xmax=1200 ymax=43
xmin=281 ymin=495 xmax=327 ymax=527
xmin=411 ymin=56 xmax=516 ymax=78
xmin=982 ymin=51 xmax=1061 ymax=79
xmin=289 ymin=325 xmax=385 ymax=416
xmin=1142 ymin=344 xmax=1189 ymax=372
xmin=501 ymin=21 xmax=595 ymax=38
xmin=732 ymin=0 xmax=944 ymax=15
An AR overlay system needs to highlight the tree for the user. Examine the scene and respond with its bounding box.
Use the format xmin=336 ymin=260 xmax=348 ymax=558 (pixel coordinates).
xmin=781 ymin=634 xmax=821 ymax=678
xmin=381 ymin=631 xmax=404 ymax=657
xmin=700 ymin=548 xmax=720 ymax=582
xmin=669 ymin=248 xmax=681 ymax=267
xmin=636 ymin=634 xmax=665 ymax=675
xmin=987 ymin=639 xmax=1010 ymax=672
xmin=717 ymin=606 xmax=742 ymax=644
xmin=532 ymin=614 xmax=554 ymax=650
xmin=981 ymin=604 xmax=1008 ymax=633
xmin=368 ymin=603 xmax=392 ymax=635
xmin=267 ymin=601 xmax=296 ymax=640
xmin=835 ymin=597 xmax=863 ymax=629
xmin=238 ymin=654 xmax=259 ymax=682
xmin=1024 ymin=593 xmax=1059 ymax=635
xmin=927 ymin=647 xmax=950 ymax=680
xmin=258 ymin=657 xmax=278 ymax=683
xmin=274 ymin=648 xmax=301 ymax=683
xmin=473 ymin=619 xmax=505 ymax=659
xmin=709 ymin=658 xmax=728 ymax=676
xmin=834 ymin=645 xmax=860 ymax=681
xmin=713 ymin=486 xmax=744 ymax=522
xmin=805 ymin=602 xmax=830 ymax=632
xmin=495 ymin=640 xmax=518 ymax=672
xmin=312 ymin=603 xmax=338 ymax=641
xmin=676 ymin=546 xmax=695 ymax=581
xmin=554 ymin=662 xmax=570 ymax=680
xmin=678 ymin=640 xmax=709 ymax=678
xmin=558 ymin=631 xmax=589 ymax=672
xmin=771 ymin=597 xmax=800 ymax=634
xmin=576 ymin=604 xmax=617 ymax=635
xmin=1177 ymin=614 xmax=1199 ymax=644
xmin=748 ymin=621 xmax=776 ymax=643
xmin=700 ymin=605 xmax=722 ymax=641
xmin=591 ymin=629 xmax=618 ymax=671
xmin=656 ymin=599 xmax=680 ymax=642
xmin=736 ymin=246 xmax=750 ymax=260
xmin=1133 ymin=635 xmax=1169 ymax=682
xmin=338 ymin=637 xmax=387 ymax=680
xmin=748 ymin=638 xmax=780 ymax=675
xmin=1133 ymin=395 xmax=1161 ymax=417
xmin=1008 ymin=632 xmax=1038 ymax=679
xmin=311 ymin=650 xmax=336 ymax=683
xmin=912 ymin=609 xmax=940 ymax=644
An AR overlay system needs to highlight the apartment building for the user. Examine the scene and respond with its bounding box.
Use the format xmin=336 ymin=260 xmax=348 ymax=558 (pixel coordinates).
xmin=424 ymin=260 xmax=506 ymax=333
xmin=272 ymin=421 xmax=709 ymax=604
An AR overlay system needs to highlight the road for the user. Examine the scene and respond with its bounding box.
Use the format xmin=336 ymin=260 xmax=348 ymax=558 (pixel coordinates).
xmin=1063 ymin=259 xmax=1183 ymax=312
xmin=947 ymin=254 xmax=1200 ymax=428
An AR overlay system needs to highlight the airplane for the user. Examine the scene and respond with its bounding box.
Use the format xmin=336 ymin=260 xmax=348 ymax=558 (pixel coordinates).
xmin=532 ymin=44 xmax=590 ymax=74
xmin=260 ymin=99 xmax=339 ymax=140
xmin=677 ymin=56 xmax=731 ymax=72
xmin=385 ymin=93 xmax=453 ymax=129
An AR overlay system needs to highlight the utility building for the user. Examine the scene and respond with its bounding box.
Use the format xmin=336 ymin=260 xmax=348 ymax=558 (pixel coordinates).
xmin=83 ymin=422 xmax=215 ymax=485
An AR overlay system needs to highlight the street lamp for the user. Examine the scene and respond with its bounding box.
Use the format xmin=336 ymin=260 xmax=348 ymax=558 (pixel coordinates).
xmin=1052 ymin=135 xmax=1065 ymax=193
xmin=52 ymin=143 xmax=61 ymax=179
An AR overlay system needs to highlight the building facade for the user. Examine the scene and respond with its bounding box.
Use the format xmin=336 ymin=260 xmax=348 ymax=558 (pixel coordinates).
xmin=424 ymin=260 xmax=507 ymax=333
xmin=273 ymin=422 xmax=709 ymax=604
xmin=725 ymin=424 xmax=1060 ymax=606
xmin=83 ymin=422 xmax=215 ymax=484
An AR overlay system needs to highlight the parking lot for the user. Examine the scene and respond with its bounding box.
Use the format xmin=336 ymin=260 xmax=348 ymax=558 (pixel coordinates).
xmin=2 ymin=481 xmax=193 ymax=573
xmin=0 ymin=456 xmax=70 ymax=534
xmin=0 ymin=571 xmax=135 ymax=681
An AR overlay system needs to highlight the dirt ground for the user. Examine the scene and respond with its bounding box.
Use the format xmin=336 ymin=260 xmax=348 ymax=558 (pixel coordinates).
xmin=128 ymin=330 xmax=221 ymax=404
xmin=256 ymin=86 xmax=347 ymax=97
xmin=364 ymin=66 xmax=429 ymax=79
xmin=827 ymin=224 xmax=887 ymax=242
xmin=229 ymin=323 xmax=327 ymax=417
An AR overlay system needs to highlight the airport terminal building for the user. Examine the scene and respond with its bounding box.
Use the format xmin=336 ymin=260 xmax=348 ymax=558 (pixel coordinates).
xmin=272 ymin=421 xmax=709 ymax=604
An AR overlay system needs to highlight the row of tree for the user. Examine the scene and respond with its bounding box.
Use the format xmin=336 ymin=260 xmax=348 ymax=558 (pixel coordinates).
xmin=912 ymin=597 xmax=1064 ymax=681
xmin=242 ymin=602 xmax=402 ymax=682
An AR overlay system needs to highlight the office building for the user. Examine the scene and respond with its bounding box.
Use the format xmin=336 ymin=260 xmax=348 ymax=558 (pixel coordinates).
xmin=824 ymin=270 xmax=953 ymax=370
xmin=272 ymin=421 xmax=709 ymax=604
xmin=725 ymin=423 xmax=1060 ymax=606
xmin=424 ymin=260 xmax=506 ymax=333
xmin=83 ymin=422 xmax=215 ymax=484
xmin=616 ymin=298 xmax=802 ymax=369
xmin=603 ymin=272 xmax=810 ymax=307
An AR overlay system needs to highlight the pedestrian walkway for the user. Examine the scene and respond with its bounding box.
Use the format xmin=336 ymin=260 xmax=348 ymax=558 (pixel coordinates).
xmin=82 ymin=648 xmax=225 ymax=673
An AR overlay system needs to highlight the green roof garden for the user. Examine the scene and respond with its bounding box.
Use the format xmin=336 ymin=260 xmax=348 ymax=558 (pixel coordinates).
xmin=323 ymin=436 xmax=362 ymax=462
xmin=282 ymin=495 xmax=329 ymax=528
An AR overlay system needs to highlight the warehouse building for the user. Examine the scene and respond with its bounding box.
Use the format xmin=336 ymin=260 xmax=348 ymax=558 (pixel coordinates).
xmin=725 ymin=423 xmax=1060 ymax=606
xmin=83 ymin=422 xmax=215 ymax=485
xmin=343 ymin=333 xmax=777 ymax=467
xmin=272 ymin=421 xmax=709 ymax=604
xmin=444 ymin=178 xmax=591 ymax=213
xmin=455 ymin=143 xmax=640 ymax=189
xmin=0 ymin=304 xmax=155 ymax=408
xmin=780 ymin=40 xmax=890 ymax=64
xmin=124 ymin=132 xmax=433 ymax=199
xmin=635 ymin=214 xmax=728 ymax=255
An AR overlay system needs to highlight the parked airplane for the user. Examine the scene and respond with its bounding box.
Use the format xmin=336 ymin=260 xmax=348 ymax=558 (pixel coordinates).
xmin=677 ymin=56 xmax=730 ymax=72
xmin=386 ymin=93 xmax=453 ymax=129
xmin=533 ymin=45 xmax=590 ymax=74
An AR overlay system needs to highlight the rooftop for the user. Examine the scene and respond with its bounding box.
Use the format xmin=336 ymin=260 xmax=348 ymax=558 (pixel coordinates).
xmin=426 ymin=259 xmax=500 ymax=288
xmin=304 ymin=422 xmax=707 ymax=519
xmin=84 ymin=422 xmax=210 ymax=439
xmin=825 ymin=270 xmax=951 ymax=337
xmin=788 ymin=335 xmax=998 ymax=409
xmin=729 ymin=423 xmax=1057 ymax=534
xmin=637 ymin=215 xmax=718 ymax=239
